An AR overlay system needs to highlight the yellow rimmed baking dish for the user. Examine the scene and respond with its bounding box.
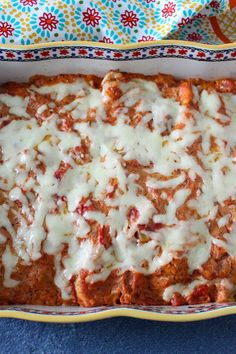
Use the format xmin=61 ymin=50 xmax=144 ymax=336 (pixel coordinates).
xmin=1 ymin=39 xmax=236 ymax=322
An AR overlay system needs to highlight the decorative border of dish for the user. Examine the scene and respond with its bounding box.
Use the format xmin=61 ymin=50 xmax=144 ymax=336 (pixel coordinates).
xmin=1 ymin=40 xmax=236 ymax=62
xmin=1 ymin=39 xmax=236 ymax=322
xmin=1 ymin=303 xmax=236 ymax=322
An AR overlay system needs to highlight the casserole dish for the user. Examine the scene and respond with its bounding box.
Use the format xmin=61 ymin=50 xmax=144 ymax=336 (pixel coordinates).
xmin=1 ymin=39 xmax=236 ymax=322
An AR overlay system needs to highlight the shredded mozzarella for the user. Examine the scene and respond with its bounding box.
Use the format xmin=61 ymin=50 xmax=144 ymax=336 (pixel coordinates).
xmin=1 ymin=73 xmax=236 ymax=301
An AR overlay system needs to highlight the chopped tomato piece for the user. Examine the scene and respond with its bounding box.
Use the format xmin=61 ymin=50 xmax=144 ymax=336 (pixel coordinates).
xmin=106 ymin=86 xmax=122 ymax=100
xmin=127 ymin=207 xmax=140 ymax=224
xmin=178 ymin=82 xmax=193 ymax=106
xmin=174 ymin=122 xmax=185 ymax=130
xmin=99 ymin=225 xmax=105 ymax=245
xmin=216 ymin=79 xmax=236 ymax=93
xmin=138 ymin=222 xmax=164 ymax=232
xmin=71 ymin=138 xmax=91 ymax=164
xmin=170 ymin=292 xmax=185 ymax=306
xmin=106 ymin=178 xmax=118 ymax=199
xmin=15 ymin=200 xmax=23 ymax=208
xmin=76 ymin=198 xmax=94 ymax=215
xmin=147 ymin=222 xmax=164 ymax=232
xmin=126 ymin=159 xmax=141 ymax=168
xmin=188 ymin=284 xmax=210 ymax=304
xmin=57 ymin=118 xmax=73 ymax=131
xmin=192 ymin=284 xmax=209 ymax=298
xmin=54 ymin=161 xmax=71 ymax=181
xmin=98 ymin=225 xmax=112 ymax=248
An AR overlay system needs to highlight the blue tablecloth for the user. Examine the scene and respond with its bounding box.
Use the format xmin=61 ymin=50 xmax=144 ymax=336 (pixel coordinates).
xmin=0 ymin=316 xmax=236 ymax=353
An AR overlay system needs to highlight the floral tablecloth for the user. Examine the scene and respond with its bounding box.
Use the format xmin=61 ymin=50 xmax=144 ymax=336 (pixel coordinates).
xmin=0 ymin=0 xmax=236 ymax=45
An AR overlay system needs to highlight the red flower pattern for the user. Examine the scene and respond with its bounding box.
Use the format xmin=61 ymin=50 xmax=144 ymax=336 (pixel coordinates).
xmin=193 ymin=13 xmax=207 ymax=20
xmin=187 ymin=32 xmax=202 ymax=42
xmin=100 ymin=36 xmax=114 ymax=44
xmin=113 ymin=52 xmax=123 ymax=58
xmin=161 ymin=2 xmax=176 ymax=18
xmin=20 ymin=0 xmax=37 ymax=6
xmin=215 ymin=53 xmax=223 ymax=59
xmin=0 ymin=21 xmax=14 ymax=38
xmin=24 ymin=52 xmax=34 ymax=59
xmin=6 ymin=52 xmax=15 ymax=58
xmin=121 ymin=10 xmax=139 ymax=28
xmin=231 ymin=51 xmax=236 ymax=57
xmin=78 ymin=49 xmax=88 ymax=55
xmin=178 ymin=17 xmax=192 ymax=28
xmin=197 ymin=51 xmax=206 ymax=58
xmin=167 ymin=48 xmax=176 ymax=54
xmin=39 ymin=13 xmax=58 ymax=31
xmin=95 ymin=50 xmax=104 ymax=56
xmin=60 ymin=49 xmax=69 ymax=55
xmin=132 ymin=51 xmax=141 ymax=57
xmin=149 ymin=49 xmax=157 ymax=55
xmin=178 ymin=49 xmax=187 ymax=55
xmin=41 ymin=50 xmax=50 ymax=57
xmin=209 ymin=0 xmax=220 ymax=9
xmin=138 ymin=35 xmax=154 ymax=42
xmin=82 ymin=8 xmax=101 ymax=27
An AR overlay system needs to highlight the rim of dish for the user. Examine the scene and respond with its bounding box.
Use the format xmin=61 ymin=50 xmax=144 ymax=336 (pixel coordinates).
xmin=0 ymin=306 xmax=236 ymax=322
xmin=1 ymin=40 xmax=236 ymax=51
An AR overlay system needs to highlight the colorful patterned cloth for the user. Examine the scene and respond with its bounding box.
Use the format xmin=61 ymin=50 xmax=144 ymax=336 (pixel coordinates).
xmin=0 ymin=0 xmax=235 ymax=45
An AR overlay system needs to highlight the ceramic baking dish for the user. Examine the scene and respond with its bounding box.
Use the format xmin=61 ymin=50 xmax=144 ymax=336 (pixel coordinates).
xmin=1 ymin=39 xmax=236 ymax=322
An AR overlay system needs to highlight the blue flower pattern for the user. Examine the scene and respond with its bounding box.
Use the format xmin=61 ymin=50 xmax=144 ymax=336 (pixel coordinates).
xmin=0 ymin=14 xmax=21 ymax=44
xmin=131 ymin=28 xmax=162 ymax=42
xmin=75 ymin=2 xmax=107 ymax=35
xmin=100 ymin=0 xmax=127 ymax=8
xmin=113 ymin=4 xmax=146 ymax=35
xmin=11 ymin=0 xmax=46 ymax=13
xmin=30 ymin=6 xmax=66 ymax=38
xmin=61 ymin=0 xmax=78 ymax=4
xmin=94 ymin=29 xmax=122 ymax=43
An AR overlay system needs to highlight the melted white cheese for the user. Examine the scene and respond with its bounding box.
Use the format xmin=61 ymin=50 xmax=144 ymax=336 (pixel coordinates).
xmin=31 ymin=79 xmax=90 ymax=101
xmin=0 ymin=94 xmax=29 ymax=118
xmin=163 ymin=278 xmax=208 ymax=301
xmin=2 ymin=245 xmax=20 ymax=288
xmin=1 ymin=73 xmax=236 ymax=301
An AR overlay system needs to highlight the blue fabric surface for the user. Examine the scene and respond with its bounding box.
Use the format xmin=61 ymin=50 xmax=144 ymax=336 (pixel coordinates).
xmin=0 ymin=315 xmax=236 ymax=353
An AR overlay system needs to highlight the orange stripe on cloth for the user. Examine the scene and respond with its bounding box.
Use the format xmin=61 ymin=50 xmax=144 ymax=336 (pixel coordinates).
xmin=229 ymin=0 xmax=236 ymax=8
xmin=210 ymin=17 xmax=232 ymax=43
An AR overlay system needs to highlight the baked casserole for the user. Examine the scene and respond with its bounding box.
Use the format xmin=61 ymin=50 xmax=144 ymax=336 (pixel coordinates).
xmin=0 ymin=71 xmax=236 ymax=307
